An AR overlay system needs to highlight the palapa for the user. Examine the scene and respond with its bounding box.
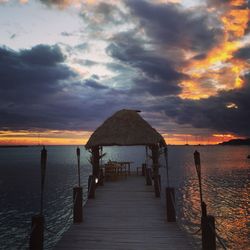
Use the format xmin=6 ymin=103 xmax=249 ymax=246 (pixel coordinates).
xmin=85 ymin=109 xmax=166 ymax=149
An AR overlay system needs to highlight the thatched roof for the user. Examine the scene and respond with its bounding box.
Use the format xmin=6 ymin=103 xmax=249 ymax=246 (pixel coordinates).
xmin=85 ymin=109 xmax=166 ymax=149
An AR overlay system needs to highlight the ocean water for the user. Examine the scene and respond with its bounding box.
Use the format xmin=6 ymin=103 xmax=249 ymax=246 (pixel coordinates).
xmin=0 ymin=145 xmax=249 ymax=249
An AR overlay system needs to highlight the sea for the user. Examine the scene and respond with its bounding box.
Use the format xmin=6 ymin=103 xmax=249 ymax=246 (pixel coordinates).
xmin=0 ymin=145 xmax=249 ymax=249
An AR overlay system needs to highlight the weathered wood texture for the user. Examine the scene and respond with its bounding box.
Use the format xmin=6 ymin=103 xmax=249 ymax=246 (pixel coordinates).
xmin=56 ymin=176 xmax=194 ymax=250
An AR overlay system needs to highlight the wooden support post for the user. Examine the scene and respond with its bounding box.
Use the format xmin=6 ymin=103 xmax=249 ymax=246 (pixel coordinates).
xmin=201 ymin=215 xmax=216 ymax=250
xmin=202 ymin=201 xmax=207 ymax=217
xmin=73 ymin=186 xmax=83 ymax=223
xmin=146 ymin=168 xmax=152 ymax=185
xmin=29 ymin=214 xmax=44 ymax=250
xmin=158 ymin=174 xmax=161 ymax=191
xmin=88 ymin=175 xmax=95 ymax=199
xmin=99 ymin=168 xmax=104 ymax=186
xmin=92 ymin=146 xmax=100 ymax=177
xmin=151 ymin=145 xmax=160 ymax=197
xmin=165 ymin=187 xmax=176 ymax=222
xmin=142 ymin=163 xmax=146 ymax=176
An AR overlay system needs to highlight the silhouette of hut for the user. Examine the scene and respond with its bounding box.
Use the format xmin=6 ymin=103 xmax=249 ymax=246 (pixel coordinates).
xmin=85 ymin=109 xmax=166 ymax=148
xmin=85 ymin=109 xmax=166 ymax=197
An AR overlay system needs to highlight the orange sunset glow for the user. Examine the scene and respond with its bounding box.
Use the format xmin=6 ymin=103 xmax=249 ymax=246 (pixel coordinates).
xmin=0 ymin=130 xmax=91 ymax=146
xmin=0 ymin=130 xmax=240 ymax=146
xmin=0 ymin=0 xmax=249 ymax=145
xmin=179 ymin=2 xmax=249 ymax=100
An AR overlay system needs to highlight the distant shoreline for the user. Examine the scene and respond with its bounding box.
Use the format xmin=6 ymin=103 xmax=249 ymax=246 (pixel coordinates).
xmin=219 ymin=138 xmax=250 ymax=146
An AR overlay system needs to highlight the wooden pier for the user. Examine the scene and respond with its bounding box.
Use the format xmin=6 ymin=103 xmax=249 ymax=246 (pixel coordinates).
xmin=55 ymin=175 xmax=194 ymax=250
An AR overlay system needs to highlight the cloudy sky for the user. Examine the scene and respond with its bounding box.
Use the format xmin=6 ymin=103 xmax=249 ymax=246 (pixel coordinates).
xmin=0 ymin=0 xmax=249 ymax=145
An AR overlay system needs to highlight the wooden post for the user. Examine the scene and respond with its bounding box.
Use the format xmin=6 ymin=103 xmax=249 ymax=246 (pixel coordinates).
xmin=92 ymin=146 xmax=100 ymax=177
xmin=151 ymin=145 xmax=160 ymax=197
xmin=76 ymin=147 xmax=81 ymax=186
xmin=88 ymin=175 xmax=95 ymax=199
xmin=40 ymin=147 xmax=47 ymax=215
xmin=146 ymin=168 xmax=152 ymax=185
xmin=142 ymin=163 xmax=146 ymax=176
xmin=99 ymin=168 xmax=104 ymax=186
xmin=165 ymin=187 xmax=176 ymax=222
xmin=201 ymin=215 xmax=216 ymax=250
xmin=30 ymin=147 xmax=46 ymax=249
xmin=29 ymin=214 xmax=44 ymax=250
xmin=202 ymin=201 xmax=207 ymax=217
xmin=158 ymin=174 xmax=161 ymax=191
xmin=73 ymin=186 xmax=83 ymax=223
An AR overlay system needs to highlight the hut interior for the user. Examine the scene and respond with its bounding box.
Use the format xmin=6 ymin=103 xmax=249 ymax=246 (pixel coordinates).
xmin=85 ymin=109 xmax=166 ymax=197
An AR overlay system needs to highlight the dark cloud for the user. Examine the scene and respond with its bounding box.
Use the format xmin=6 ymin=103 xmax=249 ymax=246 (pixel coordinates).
xmin=0 ymin=45 xmax=70 ymax=98
xmin=0 ymin=45 xmax=135 ymax=131
xmin=84 ymin=79 xmax=109 ymax=90
xmin=158 ymin=77 xmax=250 ymax=136
xmin=20 ymin=45 xmax=65 ymax=66
xmin=130 ymin=77 xmax=181 ymax=96
xmin=234 ymin=45 xmax=250 ymax=60
xmin=106 ymin=30 xmax=184 ymax=96
xmin=125 ymin=0 xmax=222 ymax=52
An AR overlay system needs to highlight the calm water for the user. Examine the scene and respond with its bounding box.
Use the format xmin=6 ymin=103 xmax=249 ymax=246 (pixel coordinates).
xmin=0 ymin=145 xmax=249 ymax=249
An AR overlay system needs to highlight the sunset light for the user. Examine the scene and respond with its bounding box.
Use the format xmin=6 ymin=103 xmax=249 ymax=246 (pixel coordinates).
xmin=1 ymin=1 xmax=249 ymax=249
xmin=0 ymin=0 xmax=249 ymax=144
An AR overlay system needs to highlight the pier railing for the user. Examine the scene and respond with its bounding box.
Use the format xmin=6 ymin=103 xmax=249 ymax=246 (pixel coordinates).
xmin=154 ymin=150 xmax=228 ymax=250
xmin=18 ymin=147 xmax=230 ymax=250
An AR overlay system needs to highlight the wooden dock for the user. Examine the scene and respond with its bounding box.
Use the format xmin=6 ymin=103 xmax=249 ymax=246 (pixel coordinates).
xmin=55 ymin=176 xmax=194 ymax=250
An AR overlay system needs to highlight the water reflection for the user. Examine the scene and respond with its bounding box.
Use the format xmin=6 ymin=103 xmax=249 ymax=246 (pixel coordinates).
xmin=178 ymin=168 xmax=249 ymax=249
xmin=0 ymin=145 xmax=249 ymax=249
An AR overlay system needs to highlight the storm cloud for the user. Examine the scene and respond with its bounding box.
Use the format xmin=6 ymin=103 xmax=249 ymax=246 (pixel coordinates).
xmin=0 ymin=45 xmax=116 ymax=131
xmin=125 ymin=0 xmax=222 ymax=52
xmin=0 ymin=0 xmax=249 ymax=139
xmin=159 ymin=77 xmax=250 ymax=136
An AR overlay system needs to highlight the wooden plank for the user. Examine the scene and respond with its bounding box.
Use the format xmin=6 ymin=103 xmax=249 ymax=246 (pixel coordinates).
xmin=55 ymin=176 xmax=195 ymax=250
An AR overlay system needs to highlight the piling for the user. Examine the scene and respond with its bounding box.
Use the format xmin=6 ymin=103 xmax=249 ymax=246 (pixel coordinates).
xmin=99 ymin=168 xmax=104 ymax=186
xmin=142 ymin=163 xmax=146 ymax=176
xmin=158 ymin=174 xmax=161 ymax=191
xmin=201 ymin=215 xmax=216 ymax=250
xmin=154 ymin=176 xmax=161 ymax=197
xmin=165 ymin=187 xmax=176 ymax=222
xmin=29 ymin=214 xmax=44 ymax=250
xmin=88 ymin=175 xmax=95 ymax=198
xmin=146 ymin=168 xmax=152 ymax=185
xmin=73 ymin=186 xmax=83 ymax=223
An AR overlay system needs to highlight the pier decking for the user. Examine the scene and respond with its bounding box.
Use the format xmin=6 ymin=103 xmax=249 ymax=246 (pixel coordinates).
xmin=56 ymin=176 xmax=194 ymax=250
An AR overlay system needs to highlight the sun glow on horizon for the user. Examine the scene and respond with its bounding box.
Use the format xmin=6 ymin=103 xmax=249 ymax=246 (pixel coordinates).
xmin=0 ymin=130 xmax=91 ymax=146
xmin=0 ymin=130 xmax=242 ymax=146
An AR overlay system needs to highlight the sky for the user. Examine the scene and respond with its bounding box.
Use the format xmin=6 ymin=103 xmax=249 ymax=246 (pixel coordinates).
xmin=0 ymin=0 xmax=249 ymax=145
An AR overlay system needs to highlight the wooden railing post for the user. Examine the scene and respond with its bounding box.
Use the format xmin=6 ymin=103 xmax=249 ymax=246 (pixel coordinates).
xmin=73 ymin=186 xmax=83 ymax=223
xmin=202 ymin=215 xmax=216 ymax=250
xmin=29 ymin=214 xmax=44 ymax=250
xmin=145 ymin=168 xmax=152 ymax=185
xmin=99 ymin=168 xmax=104 ymax=186
xmin=154 ymin=175 xmax=161 ymax=197
xmin=142 ymin=163 xmax=146 ymax=176
xmin=88 ymin=175 xmax=96 ymax=199
xmin=165 ymin=187 xmax=176 ymax=222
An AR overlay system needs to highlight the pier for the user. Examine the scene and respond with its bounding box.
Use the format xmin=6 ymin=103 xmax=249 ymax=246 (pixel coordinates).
xmin=29 ymin=110 xmax=219 ymax=250
xmin=55 ymin=175 xmax=193 ymax=250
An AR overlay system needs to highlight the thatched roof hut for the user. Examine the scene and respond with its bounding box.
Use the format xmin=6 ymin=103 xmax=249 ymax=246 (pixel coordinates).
xmin=85 ymin=109 xmax=166 ymax=149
